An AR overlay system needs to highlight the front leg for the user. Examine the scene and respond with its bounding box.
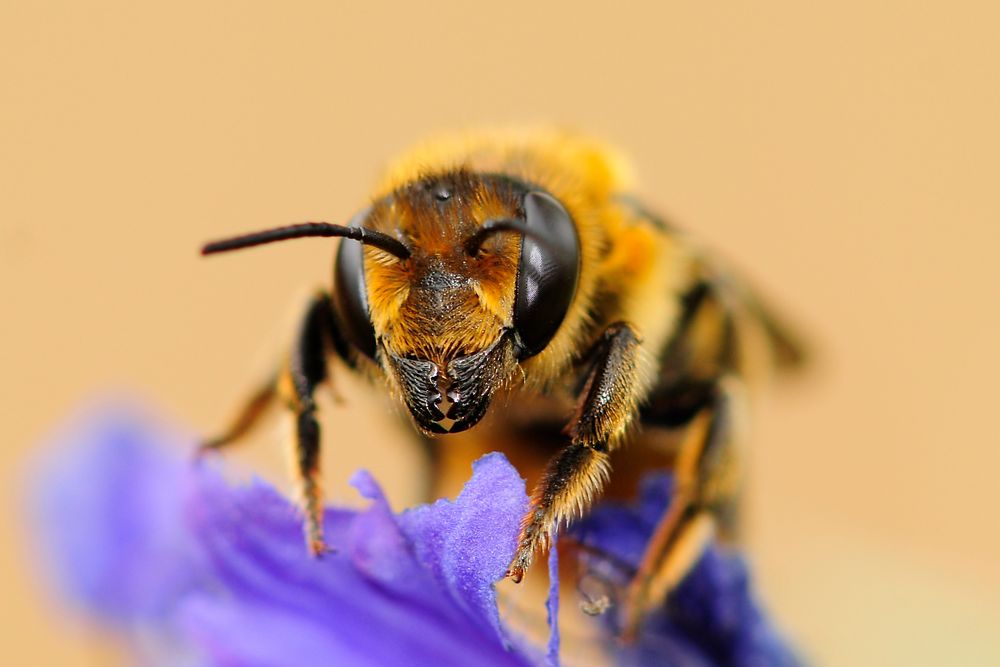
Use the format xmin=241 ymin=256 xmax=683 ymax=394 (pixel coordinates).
xmin=507 ymin=322 xmax=651 ymax=582
xmin=201 ymin=291 xmax=340 ymax=556
xmin=282 ymin=292 xmax=340 ymax=556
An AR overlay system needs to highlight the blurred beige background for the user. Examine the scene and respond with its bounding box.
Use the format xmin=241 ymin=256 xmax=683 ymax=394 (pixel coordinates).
xmin=2 ymin=1 xmax=998 ymax=665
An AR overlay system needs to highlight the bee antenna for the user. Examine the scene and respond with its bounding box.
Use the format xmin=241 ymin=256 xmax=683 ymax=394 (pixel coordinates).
xmin=464 ymin=218 xmax=548 ymax=256
xmin=201 ymin=222 xmax=411 ymax=260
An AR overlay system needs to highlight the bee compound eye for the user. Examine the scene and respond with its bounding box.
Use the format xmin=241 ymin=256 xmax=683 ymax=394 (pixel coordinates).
xmin=513 ymin=191 xmax=581 ymax=358
xmin=333 ymin=236 xmax=378 ymax=360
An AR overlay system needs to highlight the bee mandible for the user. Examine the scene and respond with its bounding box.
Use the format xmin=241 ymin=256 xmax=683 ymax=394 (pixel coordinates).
xmin=200 ymin=130 xmax=805 ymax=635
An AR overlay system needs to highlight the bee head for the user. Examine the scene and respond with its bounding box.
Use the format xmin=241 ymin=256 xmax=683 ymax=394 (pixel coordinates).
xmin=200 ymin=170 xmax=580 ymax=436
xmin=335 ymin=172 xmax=580 ymax=434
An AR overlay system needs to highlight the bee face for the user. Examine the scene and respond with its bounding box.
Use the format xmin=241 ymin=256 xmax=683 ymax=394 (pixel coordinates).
xmin=331 ymin=172 xmax=581 ymax=434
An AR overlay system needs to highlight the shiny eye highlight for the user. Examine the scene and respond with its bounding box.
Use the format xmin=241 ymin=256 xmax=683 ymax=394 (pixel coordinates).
xmin=512 ymin=191 xmax=581 ymax=358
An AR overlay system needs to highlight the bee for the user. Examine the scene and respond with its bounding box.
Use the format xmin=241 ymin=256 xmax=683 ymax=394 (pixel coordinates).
xmin=200 ymin=130 xmax=805 ymax=636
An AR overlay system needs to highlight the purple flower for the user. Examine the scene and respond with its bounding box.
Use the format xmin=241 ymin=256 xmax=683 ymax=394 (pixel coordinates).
xmin=571 ymin=477 xmax=804 ymax=667
xmin=28 ymin=401 xmax=803 ymax=666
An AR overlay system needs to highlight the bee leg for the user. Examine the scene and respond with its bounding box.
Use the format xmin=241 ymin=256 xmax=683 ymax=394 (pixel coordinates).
xmin=201 ymin=292 xmax=339 ymax=556
xmin=280 ymin=292 xmax=339 ymax=557
xmin=621 ymin=376 xmax=742 ymax=640
xmin=507 ymin=322 xmax=647 ymax=583
xmin=198 ymin=372 xmax=279 ymax=454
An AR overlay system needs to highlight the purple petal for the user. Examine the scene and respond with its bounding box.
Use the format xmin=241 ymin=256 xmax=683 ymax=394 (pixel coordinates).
xmin=29 ymin=401 xmax=804 ymax=667
xmin=571 ymin=474 xmax=805 ymax=667
xmin=178 ymin=445 xmax=535 ymax=666
xmin=28 ymin=399 xmax=204 ymax=622
xmin=397 ymin=452 xmax=529 ymax=646
xmin=545 ymin=545 xmax=560 ymax=667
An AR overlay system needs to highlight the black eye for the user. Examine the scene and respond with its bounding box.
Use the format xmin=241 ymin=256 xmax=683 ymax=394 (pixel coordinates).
xmin=513 ymin=191 xmax=580 ymax=358
xmin=333 ymin=212 xmax=378 ymax=360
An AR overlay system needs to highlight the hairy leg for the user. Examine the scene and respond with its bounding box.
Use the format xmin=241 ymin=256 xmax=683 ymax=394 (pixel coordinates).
xmin=507 ymin=322 xmax=652 ymax=582
xmin=201 ymin=292 xmax=340 ymax=555
xmin=622 ymin=376 xmax=743 ymax=639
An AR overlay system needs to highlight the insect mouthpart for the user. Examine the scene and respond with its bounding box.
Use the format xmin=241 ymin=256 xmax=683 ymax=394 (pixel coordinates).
xmin=432 ymin=371 xmax=460 ymax=433
xmin=387 ymin=331 xmax=518 ymax=435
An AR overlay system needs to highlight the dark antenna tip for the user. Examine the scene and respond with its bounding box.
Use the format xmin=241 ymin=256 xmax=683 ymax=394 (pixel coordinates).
xmin=201 ymin=222 xmax=411 ymax=260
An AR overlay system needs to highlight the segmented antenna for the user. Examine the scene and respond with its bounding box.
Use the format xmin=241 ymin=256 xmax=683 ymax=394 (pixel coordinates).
xmin=202 ymin=222 xmax=411 ymax=260
xmin=464 ymin=218 xmax=548 ymax=256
